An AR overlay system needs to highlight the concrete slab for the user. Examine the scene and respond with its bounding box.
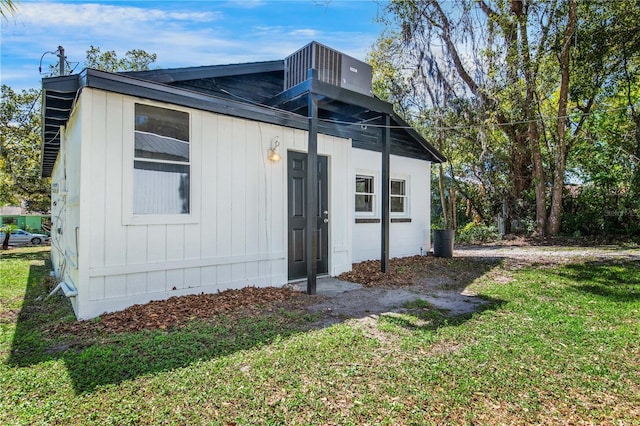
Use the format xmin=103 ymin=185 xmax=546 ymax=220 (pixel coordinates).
xmin=285 ymin=276 xmax=363 ymax=297
xmin=285 ymin=276 xmax=491 ymax=326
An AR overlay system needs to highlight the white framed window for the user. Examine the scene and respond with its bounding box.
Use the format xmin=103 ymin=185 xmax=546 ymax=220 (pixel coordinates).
xmin=133 ymin=104 xmax=190 ymax=215
xmin=355 ymin=174 xmax=375 ymax=214
xmin=390 ymin=178 xmax=408 ymax=215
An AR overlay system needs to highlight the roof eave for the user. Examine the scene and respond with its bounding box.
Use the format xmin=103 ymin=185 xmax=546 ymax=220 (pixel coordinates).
xmin=120 ymin=60 xmax=285 ymax=84
xmin=391 ymin=112 xmax=447 ymax=163
xmin=40 ymin=66 xmax=446 ymax=178
xmin=41 ymin=74 xmax=80 ymax=178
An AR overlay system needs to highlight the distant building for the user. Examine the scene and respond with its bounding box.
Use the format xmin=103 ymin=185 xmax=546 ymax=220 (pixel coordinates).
xmin=0 ymin=206 xmax=51 ymax=234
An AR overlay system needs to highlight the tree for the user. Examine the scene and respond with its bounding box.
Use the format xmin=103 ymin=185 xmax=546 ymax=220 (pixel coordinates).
xmin=0 ymin=85 xmax=50 ymax=212
xmin=563 ymin=6 xmax=640 ymax=237
xmin=0 ymin=47 xmax=157 ymax=213
xmin=1 ymin=223 xmax=18 ymax=250
xmin=374 ymin=0 xmax=639 ymax=236
xmin=85 ymin=46 xmax=157 ymax=73
xmin=369 ymin=31 xmax=514 ymax=231
xmin=0 ymin=0 xmax=17 ymax=19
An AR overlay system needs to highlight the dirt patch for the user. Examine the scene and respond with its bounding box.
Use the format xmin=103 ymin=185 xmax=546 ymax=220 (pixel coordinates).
xmin=456 ymin=243 xmax=640 ymax=269
xmin=297 ymin=244 xmax=640 ymax=328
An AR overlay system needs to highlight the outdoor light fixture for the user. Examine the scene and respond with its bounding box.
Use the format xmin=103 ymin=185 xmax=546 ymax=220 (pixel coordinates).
xmin=269 ymin=137 xmax=281 ymax=162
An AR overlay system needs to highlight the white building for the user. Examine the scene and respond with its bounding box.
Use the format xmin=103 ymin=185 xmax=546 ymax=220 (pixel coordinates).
xmin=41 ymin=42 xmax=445 ymax=320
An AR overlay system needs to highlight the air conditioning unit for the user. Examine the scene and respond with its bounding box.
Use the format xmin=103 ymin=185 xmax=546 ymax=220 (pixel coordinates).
xmin=284 ymin=42 xmax=373 ymax=97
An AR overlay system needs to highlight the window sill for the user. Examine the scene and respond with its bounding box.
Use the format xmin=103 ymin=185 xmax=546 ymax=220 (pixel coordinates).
xmin=123 ymin=213 xmax=199 ymax=226
xmin=355 ymin=218 xmax=381 ymax=224
xmin=354 ymin=218 xmax=413 ymax=224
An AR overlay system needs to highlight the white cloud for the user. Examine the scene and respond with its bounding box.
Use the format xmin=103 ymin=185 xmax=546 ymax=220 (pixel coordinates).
xmin=289 ymin=29 xmax=320 ymax=38
xmin=14 ymin=2 xmax=221 ymax=27
xmin=224 ymin=0 xmax=266 ymax=9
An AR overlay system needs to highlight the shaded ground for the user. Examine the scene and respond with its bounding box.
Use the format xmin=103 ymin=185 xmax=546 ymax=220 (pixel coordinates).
xmin=49 ymin=241 xmax=640 ymax=336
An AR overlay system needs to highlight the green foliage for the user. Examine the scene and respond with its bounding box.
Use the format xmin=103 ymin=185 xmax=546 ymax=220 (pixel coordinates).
xmin=1 ymin=223 xmax=18 ymax=249
xmin=373 ymin=0 xmax=640 ymax=237
xmin=456 ymin=222 xmax=501 ymax=244
xmin=562 ymin=77 xmax=640 ymax=237
xmin=0 ymin=0 xmax=17 ymax=19
xmin=85 ymin=45 xmax=157 ymax=72
xmin=562 ymin=185 xmax=640 ymax=237
xmin=0 ymin=85 xmax=50 ymax=212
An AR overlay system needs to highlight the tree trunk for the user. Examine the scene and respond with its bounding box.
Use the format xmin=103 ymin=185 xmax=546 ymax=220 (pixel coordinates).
xmin=529 ymin=120 xmax=547 ymax=235
xmin=633 ymin=114 xmax=640 ymax=196
xmin=548 ymin=0 xmax=577 ymax=235
xmin=518 ymin=15 xmax=547 ymax=235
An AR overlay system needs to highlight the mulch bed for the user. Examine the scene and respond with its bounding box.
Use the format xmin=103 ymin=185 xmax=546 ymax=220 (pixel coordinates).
xmin=48 ymin=286 xmax=306 ymax=336
xmin=337 ymin=255 xmax=446 ymax=287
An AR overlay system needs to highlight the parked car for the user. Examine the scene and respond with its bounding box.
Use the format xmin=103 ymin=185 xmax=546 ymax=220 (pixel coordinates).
xmin=0 ymin=229 xmax=50 ymax=245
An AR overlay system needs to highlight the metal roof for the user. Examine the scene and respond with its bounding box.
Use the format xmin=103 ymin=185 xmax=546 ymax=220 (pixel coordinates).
xmin=135 ymin=132 xmax=189 ymax=161
xmin=41 ymin=52 xmax=445 ymax=178
xmin=120 ymin=60 xmax=284 ymax=83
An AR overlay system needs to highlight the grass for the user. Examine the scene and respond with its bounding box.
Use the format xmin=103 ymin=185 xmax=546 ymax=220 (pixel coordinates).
xmin=1 ymin=246 xmax=639 ymax=424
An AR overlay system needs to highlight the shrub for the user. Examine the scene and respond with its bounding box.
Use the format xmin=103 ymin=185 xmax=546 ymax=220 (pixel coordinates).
xmin=456 ymin=222 xmax=501 ymax=244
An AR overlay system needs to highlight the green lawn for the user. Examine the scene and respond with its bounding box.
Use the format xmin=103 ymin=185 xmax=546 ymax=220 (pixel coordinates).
xmin=1 ymin=246 xmax=639 ymax=425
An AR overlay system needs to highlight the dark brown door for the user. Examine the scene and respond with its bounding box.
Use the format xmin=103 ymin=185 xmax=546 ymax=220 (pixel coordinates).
xmin=287 ymin=151 xmax=329 ymax=280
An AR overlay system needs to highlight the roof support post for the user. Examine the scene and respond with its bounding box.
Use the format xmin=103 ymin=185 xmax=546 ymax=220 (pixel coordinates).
xmin=381 ymin=114 xmax=390 ymax=272
xmin=306 ymin=88 xmax=319 ymax=294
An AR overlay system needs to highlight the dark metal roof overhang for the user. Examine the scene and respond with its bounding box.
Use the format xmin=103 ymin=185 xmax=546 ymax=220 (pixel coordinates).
xmin=41 ymin=68 xmax=308 ymax=177
xmin=121 ymin=60 xmax=284 ymax=83
xmin=41 ymin=67 xmax=445 ymax=177
xmin=41 ymin=74 xmax=80 ymax=177
xmin=266 ymin=76 xmax=446 ymax=164
xmin=127 ymin=59 xmax=445 ymax=163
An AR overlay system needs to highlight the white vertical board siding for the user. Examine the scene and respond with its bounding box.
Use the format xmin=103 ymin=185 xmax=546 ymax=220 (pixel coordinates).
xmin=49 ymin=92 xmax=85 ymax=316
xmin=50 ymin=134 xmax=67 ymax=299
xmin=352 ymin=148 xmax=432 ymax=262
xmin=327 ymin=136 xmax=353 ymax=276
xmin=70 ymin=89 xmax=354 ymax=319
xmin=214 ymin=114 xmax=232 ymax=285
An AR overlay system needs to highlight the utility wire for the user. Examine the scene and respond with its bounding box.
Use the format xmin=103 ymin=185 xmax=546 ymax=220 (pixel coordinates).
xmin=318 ymin=104 xmax=639 ymax=131
xmin=216 ymin=83 xmax=638 ymax=132
xmin=31 ymin=72 xmax=639 ymax=134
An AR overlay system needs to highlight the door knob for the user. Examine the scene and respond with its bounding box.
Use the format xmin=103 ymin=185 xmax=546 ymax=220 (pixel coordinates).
xmin=323 ymin=218 xmax=329 ymax=224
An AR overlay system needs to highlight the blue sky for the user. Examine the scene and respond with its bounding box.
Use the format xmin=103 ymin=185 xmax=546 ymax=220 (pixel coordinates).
xmin=1 ymin=0 xmax=389 ymax=91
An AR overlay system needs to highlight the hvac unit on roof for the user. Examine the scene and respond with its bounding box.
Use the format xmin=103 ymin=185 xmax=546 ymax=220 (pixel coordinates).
xmin=284 ymin=42 xmax=373 ymax=97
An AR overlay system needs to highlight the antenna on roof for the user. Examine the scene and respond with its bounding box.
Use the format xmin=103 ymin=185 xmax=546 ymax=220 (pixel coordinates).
xmin=57 ymin=46 xmax=65 ymax=76
xmin=38 ymin=45 xmax=66 ymax=76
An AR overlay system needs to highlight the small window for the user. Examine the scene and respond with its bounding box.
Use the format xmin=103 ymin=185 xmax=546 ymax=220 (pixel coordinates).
xmin=391 ymin=179 xmax=407 ymax=214
xmin=134 ymin=104 xmax=190 ymax=215
xmin=355 ymin=175 xmax=375 ymax=212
